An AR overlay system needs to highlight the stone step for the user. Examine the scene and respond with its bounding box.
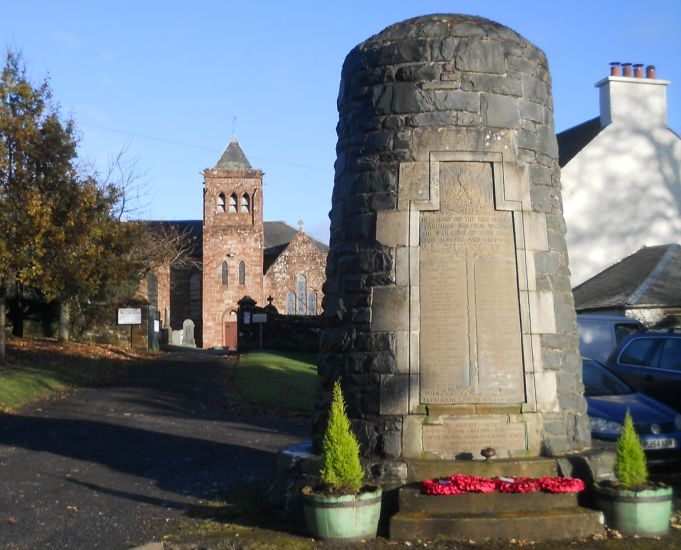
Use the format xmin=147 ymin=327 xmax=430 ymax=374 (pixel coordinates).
xmin=390 ymin=507 xmax=605 ymax=542
xmin=399 ymin=484 xmax=578 ymax=514
xmin=407 ymin=457 xmax=559 ymax=482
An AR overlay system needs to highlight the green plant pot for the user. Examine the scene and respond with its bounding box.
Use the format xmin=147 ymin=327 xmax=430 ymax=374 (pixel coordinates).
xmin=594 ymin=483 xmax=672 ymax=537
xmin=302 ymin=486 xmax=382 ymax=541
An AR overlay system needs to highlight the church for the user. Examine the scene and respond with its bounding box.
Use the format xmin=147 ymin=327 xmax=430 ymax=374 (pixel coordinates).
xmin=146 ymin=136 xmax=328 ymax=349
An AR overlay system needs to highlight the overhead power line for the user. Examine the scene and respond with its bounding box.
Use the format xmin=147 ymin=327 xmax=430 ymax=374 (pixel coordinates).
xmin=79 ymin=122 xmax=333 ymax=173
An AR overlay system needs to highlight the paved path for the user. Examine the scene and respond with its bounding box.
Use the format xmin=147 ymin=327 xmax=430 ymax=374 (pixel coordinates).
xmin=0 ymin=351 xmax=308 ymax=549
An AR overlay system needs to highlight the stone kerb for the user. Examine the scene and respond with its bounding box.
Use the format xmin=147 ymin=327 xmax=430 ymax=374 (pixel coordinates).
xmin=318 ymin=14 xmax=589 ymax=482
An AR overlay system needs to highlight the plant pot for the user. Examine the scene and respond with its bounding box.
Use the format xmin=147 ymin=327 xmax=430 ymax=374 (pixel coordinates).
xmin=302 ymin=485 xmax=382 ymax=541
xmin=594 ymin=483 xmax=672 ymax=537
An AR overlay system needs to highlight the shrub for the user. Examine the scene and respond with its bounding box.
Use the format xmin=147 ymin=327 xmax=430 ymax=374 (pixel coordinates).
xmin=614 ymin=409 xmax=648 ymax=489
xmin=319 ymin=379 xmax=364 ymax=494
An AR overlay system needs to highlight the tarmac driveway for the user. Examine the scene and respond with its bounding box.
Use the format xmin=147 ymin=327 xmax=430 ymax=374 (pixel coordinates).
xmin=0 ymin=350 xmax=308 ymax=549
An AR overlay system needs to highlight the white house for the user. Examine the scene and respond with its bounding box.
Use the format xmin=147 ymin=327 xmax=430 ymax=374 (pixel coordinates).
xmin=558 ymin=63 xmax=681 ymax=286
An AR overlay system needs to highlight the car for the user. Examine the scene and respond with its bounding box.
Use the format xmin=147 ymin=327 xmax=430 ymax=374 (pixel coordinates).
xmin=605 ymin=330 xmax=681 ymax=411
xmin=577 ymin=314 xmax=643 ymax=364
xmin=583 ymin=358 xmax=681 ymax=464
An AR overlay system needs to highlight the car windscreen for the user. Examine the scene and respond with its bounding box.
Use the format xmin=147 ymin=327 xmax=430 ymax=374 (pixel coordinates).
xmin=583 ymin=359 xmax=634 ymax=397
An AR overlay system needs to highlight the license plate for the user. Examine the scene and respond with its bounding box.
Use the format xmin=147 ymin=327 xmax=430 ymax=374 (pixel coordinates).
xmin=643 ymin=438 xmax=677 ymax=450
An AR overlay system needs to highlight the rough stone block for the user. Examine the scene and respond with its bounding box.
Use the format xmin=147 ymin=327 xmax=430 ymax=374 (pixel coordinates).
xmin=434 ymin=89 xmax=479 ymax=111
xmin=380 ymin=373 xmax=410 ymax=415
xmin=481 ymin=93 xmax=519 ymax=129
xmin=376 ymin=210 xmax=409 ymax=247
xmin=456 ymin=38 xmax=505 ymax=73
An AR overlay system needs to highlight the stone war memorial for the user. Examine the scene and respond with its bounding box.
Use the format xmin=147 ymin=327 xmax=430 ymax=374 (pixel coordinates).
xmin=271 ymin=14 xmax=608 ymax=541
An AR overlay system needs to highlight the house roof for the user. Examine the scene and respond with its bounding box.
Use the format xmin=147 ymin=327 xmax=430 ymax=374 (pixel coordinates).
xmin=214 ymin=136 xmax=252 ymax=171
xmin=573 ymin=244 xmax=681 ymax=311
xmin=556 ymin=117 xmax=603 ymax=167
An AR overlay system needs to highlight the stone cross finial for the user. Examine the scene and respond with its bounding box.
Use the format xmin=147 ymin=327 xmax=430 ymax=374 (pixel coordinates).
xmin=267 ymin=295 xmax=274 ymax=305
xmin=297 ymin=219 xmax=304 ymax=232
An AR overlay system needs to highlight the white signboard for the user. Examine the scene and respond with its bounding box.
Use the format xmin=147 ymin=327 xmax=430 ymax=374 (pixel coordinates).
xmin=118 ymin=308 xmax=142 ymax=325
xmin=154 ymin=320 xmax=160 ymax=333
xmin=252 ymin=313 xmax=267 ymax=323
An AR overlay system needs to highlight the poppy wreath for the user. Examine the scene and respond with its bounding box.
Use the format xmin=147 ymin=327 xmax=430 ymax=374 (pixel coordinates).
xmin=420 ymin=475 xmax=585 ymax=495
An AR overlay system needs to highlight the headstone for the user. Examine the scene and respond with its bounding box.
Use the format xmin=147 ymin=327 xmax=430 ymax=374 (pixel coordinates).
xmin=182 ymin=319 xmax=195 ymax=347
xmin=171 ymin=329 xmax=183 ymax=346
xmin=317 ymin=14 xmax=590 ymax=485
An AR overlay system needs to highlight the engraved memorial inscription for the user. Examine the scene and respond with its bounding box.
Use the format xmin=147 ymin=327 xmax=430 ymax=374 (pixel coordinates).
xmin=422 ymin=418 xmax=527 ymax=456
xmin=419 ymin=161 xmax=524 ymax=404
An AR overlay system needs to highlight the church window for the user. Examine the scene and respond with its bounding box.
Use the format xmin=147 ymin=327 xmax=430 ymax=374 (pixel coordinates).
xmin=217 ymin=193 xmax=225 ymax=213
xmin=240 ymin=193 xmax=250 ymax=213
xmin=287 ymin=292 xmax=295 ymax=315
xmin=307 ymin=292 xmax=317 ymax=315
xmin=221 ymin=261 xmax=228 ymax=285
xmin=239 ymin=261 xmax=245 ymax=285
xmin=228 ymin=193 xmax=237 ymax=213
xmin=296 ymin=275 xmax=307 ymax=315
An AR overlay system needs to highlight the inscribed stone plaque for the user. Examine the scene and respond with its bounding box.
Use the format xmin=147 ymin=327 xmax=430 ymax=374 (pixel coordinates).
xmin=422 ymin=417 xmax=527 ymax=456
xmin=419 ymin=161 xmax=524 ymax=404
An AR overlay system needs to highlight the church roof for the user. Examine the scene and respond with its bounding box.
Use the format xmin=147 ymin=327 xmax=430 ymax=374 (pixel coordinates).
xmin=556 ymin=117 xmax=603 ymax=167
xmin=214 ymin=136 xmax=252 ymax=170
xmin=573 ymin=244 xmax=681 ymax=311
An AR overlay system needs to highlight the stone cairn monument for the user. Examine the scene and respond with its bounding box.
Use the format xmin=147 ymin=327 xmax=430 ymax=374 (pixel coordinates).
xmin=316 ymin=14 xmax=593 ymax=485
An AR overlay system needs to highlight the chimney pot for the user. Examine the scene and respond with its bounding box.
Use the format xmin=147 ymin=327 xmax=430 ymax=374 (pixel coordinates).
xmin=646 ymin=65 xmax=656 ymax=79
xmin=622 ymin=62 xmax=633 ymax=77
xmin=610 ymin=62 xmax=621 ymax=76
xmin=633 ymin=64 xmax=644 ymax=78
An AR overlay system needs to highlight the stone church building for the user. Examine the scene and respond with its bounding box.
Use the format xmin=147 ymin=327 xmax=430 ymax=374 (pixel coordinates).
xmin=146 ymin=136 xmax=328 ymax=349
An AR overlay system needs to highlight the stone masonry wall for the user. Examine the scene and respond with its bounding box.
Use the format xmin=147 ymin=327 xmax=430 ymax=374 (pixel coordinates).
xmin=317 ymin=15 xmax=590 ymax=474
xmin=264 ymin=232 xmax=327 ymax=315
xmin=202 ymin=169 xmax=264 ymax=348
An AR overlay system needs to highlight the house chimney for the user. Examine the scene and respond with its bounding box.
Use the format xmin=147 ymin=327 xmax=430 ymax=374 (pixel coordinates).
xmin=597 ymin=63 xmax=669 ymax=128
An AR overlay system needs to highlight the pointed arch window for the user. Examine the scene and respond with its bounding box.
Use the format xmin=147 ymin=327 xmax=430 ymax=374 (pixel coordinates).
xmin=296 ymin=275 xmax=307 ymax=315
xmin=228 ymin=193 xmax=237 ymax=213
xmin=287 ymin=292 xmax=296 ymax=315
xmin=307 ymin=292 xmax=317 ymax=315
xmin=217 ymin=193 xmax=225 ymax=213
xmin=238 ymin=261 xmax=246 ymax=285
xmin=240 ymin=193 xmax=250 ymax=213
xmin=221 ymin=261 xmax=228 ymax=285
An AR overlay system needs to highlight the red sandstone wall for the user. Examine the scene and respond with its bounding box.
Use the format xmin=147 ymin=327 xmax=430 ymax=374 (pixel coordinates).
xmin=264 ymin=232 xmax=327 ymax=315
xmin=202 ymin=169 xmax=264 ymax=348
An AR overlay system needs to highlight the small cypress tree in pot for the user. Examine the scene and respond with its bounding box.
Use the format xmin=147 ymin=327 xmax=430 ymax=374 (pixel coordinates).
xmin=594 ymin=409 xmax=672 ymax=536
xmin=302 ymin=379 xmax=382 ymax=541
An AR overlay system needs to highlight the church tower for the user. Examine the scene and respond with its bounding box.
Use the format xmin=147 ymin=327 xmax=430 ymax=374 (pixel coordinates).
xmin=202 ymin=137 xmax=264 ymax=348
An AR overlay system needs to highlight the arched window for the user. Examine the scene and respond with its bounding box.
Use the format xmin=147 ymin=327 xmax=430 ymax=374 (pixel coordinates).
xmin=216 ymin=193 xmax=225 ymax=213
xmin=296 ymin=275 xmax=307 ymax=315
xmin=307 ymin=292 xmax=317 ymax=315
xmin=238 ymin=261 xmax=245 ymax=285
xmin=240 ymin=193 xmax=250 ymax=213
xmin=221 ymin=261 xmax=228 ymax=285
xmin=228 ymin=193 xmax=237 ymax=213
xmin=287 ymin=292 xmax=296 ymax=315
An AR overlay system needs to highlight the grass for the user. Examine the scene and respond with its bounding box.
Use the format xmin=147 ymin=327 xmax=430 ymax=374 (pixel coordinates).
xmin=0 ymin=337 xmax=139 ymax=411
xmin=232 ymin=351 xmax=317 ymax=413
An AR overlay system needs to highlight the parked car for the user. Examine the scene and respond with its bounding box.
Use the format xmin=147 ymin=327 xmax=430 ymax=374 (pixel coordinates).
xmin=577 ymin=314 xmax=643 ymax=364
xmin=605 ymin=330 xmax=681 ymax=411
xmin=583 ymin=358 xmax=681 ymax=464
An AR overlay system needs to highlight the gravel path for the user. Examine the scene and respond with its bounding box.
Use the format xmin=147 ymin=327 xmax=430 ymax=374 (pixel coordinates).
xmin=0 ymin=350 xmax=308 ymax=549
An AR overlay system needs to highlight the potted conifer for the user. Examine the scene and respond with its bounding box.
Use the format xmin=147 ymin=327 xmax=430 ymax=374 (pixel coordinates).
xmin=594 ymin=410 xmax=673 ymax=536
xmin=302 ymin=379 xmax=382 ymax=541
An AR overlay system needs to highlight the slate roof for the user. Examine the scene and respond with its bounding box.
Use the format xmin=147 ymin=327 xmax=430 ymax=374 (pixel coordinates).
xmin=573 ymin=244 xmax=681 ymax=311
xmin=214 ymin=136 xmax=252 ymax=170
xmin=556 ymin=117 xmax=603 ymax=167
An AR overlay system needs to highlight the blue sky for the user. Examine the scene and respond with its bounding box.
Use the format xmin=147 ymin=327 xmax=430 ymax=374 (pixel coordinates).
xmin=3 ymin=1 xmax=680 ymax=243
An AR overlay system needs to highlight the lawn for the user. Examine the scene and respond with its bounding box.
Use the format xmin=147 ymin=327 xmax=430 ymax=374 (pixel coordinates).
xmin=0 ymin=337 xmax=138 ymax=411
xmin=232 ymin=351 xmax=317 ymax=413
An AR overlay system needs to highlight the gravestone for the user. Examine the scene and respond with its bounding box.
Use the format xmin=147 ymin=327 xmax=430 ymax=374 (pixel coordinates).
xmin=317 ymin=14 xmax=591 ymax=484
xmin=182 ymin=319 xmax=196 ymax=347
xmin=171 ymin=329 xmax=183 ymax=346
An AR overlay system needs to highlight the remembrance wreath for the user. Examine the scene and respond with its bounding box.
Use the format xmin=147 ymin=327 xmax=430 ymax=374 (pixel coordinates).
xmin=420 ymin=474 xmax=585 ymax=495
